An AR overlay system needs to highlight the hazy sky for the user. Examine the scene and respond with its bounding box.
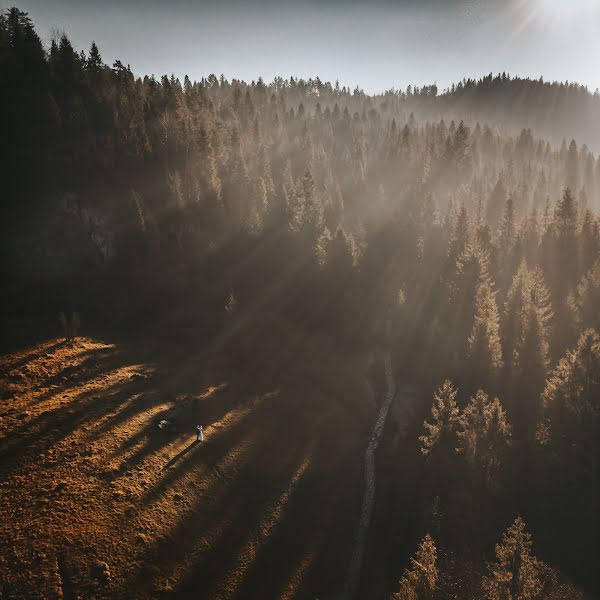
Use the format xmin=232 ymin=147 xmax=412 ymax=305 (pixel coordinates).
xmin=6 ymin=0 xmax=600 ymax=93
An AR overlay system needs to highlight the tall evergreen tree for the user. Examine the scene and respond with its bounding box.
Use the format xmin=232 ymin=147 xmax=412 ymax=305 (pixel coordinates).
xmin=457 ymin=390 xmax=512 ymax=490
xmin=468 ymin=277 xmax=503 ymax=384
xmin=569 ymin=260 xmax=600 ymax=333
xmin=483 ymin=517 xmax=542 ymax=600
xmin=393 ymin=534 xmax=438 ymax=600
xmin=421 ymin=380 xmax=461 ymax=461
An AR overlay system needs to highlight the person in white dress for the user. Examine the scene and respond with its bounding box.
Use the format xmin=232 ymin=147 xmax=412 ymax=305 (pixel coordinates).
xmin=196 ymin=425 xmax=204 ymax=442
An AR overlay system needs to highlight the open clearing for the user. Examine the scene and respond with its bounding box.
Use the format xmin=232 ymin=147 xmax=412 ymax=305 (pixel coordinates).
xmin=0 ymin=332 xmax=372 ymax=599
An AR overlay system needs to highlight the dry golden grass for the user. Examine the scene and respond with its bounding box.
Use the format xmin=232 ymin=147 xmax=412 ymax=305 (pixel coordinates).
xmin=0 ymin=329 xmax=370 ymax=599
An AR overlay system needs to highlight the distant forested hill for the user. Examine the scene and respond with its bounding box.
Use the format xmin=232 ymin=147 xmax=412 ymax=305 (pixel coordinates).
xmin=402 ymin=73 xmax=600 ymax=153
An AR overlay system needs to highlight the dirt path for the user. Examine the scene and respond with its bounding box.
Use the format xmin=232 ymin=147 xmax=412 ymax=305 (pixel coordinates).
xmin=344 ymin=341 xmax=396 ymax=599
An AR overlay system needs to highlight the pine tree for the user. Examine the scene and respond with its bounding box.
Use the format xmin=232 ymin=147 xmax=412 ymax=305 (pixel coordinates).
xmin=259 ymin=146 xmax=276 ymax=212
xmin=468 ymin=277 xmax=503 ymax=383
xmin=520 ymin=267 xmax=553 ymax=371
xmin=498 ymin=194 xmax=516 ymax=257
xmin=447 ymin=204 xmax=470 ymax=266
xmin=302 ymin=166 xmax=324 ymax=237
xmin=503 ymin=264 xmax=529 ymax=372
xmin=569 ymin=259 xmax=600 ymax=332
xmin=445 ymin=235 xmax=491 ymax=365
xmin=503 ymin=264 xmax=553 ymax=376
xmin=566 ymin=139 xmax=580 ymax=192
xmin=453 ymin=120 xmax=472 ymax=177
xmin=421 ymin=380 xmax=461 ymax=459
xmin=521 ymin=208 xmax=540 ymax=265
xmin=86 ymin=41 xmax=103 ymax=72
xmin=483 ymin=517 xmax=542 ymax=600
xmin=281 ymin=160 xmax=303 ymax=233
xmin=539 ymin=328 xmax=600 ymax=448
xmin=580 ymin=209 xmax=600 ymax=277
xmin=487 ymin=175 xmax=507 ymax=228
xmin=244 ymin=177 xmax=268 ymax=235
xmin=457 ymin=390 xmax=512 ymax=490
xmin=553 ymin=187 xmax=579 ymax=297
xmin=393 ymin=534 xmax=438 ymax=600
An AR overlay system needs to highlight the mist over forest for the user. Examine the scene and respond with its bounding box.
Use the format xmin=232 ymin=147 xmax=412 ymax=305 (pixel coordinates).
xmin=1 ymin=6 xmax=599 ymax=600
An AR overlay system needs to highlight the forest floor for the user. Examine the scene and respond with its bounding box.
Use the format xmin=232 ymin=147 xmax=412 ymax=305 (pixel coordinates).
xmin=0 ymin=325 xmax=373 ymax=599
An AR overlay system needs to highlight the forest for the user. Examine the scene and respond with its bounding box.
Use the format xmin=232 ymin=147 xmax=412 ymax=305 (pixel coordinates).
xmin=1 ymin=6 xmax=600 ymax=599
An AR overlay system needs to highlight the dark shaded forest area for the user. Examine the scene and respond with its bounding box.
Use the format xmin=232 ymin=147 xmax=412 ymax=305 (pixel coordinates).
xmin=1 ymin=7 xmax=600 ymax=599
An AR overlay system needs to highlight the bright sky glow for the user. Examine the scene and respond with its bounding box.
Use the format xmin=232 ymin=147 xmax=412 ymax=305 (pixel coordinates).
xmin=536 ymin=0 xmax=599 ymax=18
xmin=514 ymin=0 xmax=600 ymax=32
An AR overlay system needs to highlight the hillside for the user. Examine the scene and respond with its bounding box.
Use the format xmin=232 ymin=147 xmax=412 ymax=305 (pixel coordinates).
xmin=0 ymin=324 xmax=372 ymax=598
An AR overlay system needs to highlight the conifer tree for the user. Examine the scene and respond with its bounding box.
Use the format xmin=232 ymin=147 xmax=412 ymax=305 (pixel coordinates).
xmin=245 ymin=177 xmax=268 ymax=235
xmin=521 ymin=208 xmax=540 ymax=265
xmin=280 ymin=160 xmax=302 ymax=233
xmin=421 ymin=380 xmax=461 ymax=460
xmin=447 ymin=204 xmax=470 ymax=266
xmin=457 ymin=390 xmax=512 ymax=490
xmin=503 ymin=264 xmax=553 ymax=380
xmin=468 ymin=277 xmax=503 ymax=383
xmin=539 ymin=328 xmax=600 ymax=449
xmin=566 ymin=139 xmax=580 ymax=192
xmin=498 ymin=194 xmax=516 ymax=257
xmin=259 ymin=146 xmax=276 ymax=211
xmin=302 ymin=166 xmax=325 ymax=238
xmin=503 ymin=264 xmax=528 ymax=371
xmin=487 ymin=175 xmax=507 ymax=229
xmin=580 ymin=209 xmax=600 ymax=277
xmin=393 ymin=534 xmax=438 ymax=600
xmin=86 ymin=41 xmax=103 ymax=72
xmin=569 ymin=260 xmax=600 ymax=332
xmin=483 ymin=517 xmax=542 ymax=600
xmin=553 ymin=187 xmax=579 ymax=297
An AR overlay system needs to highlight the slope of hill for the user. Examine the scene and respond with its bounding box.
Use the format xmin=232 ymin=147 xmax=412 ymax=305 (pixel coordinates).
xmin=0 ymin=324 xmax=372 ymax=598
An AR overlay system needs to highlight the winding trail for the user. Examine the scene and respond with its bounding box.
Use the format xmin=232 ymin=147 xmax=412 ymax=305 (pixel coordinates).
xmin=344 ymin=321 xmax=396 ymax=599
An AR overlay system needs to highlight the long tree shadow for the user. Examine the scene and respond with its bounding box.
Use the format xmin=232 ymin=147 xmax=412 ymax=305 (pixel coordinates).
xmin=1 ymin=339 xmax=66 ymax=373
xmin=1 ymin=327 xmax=369 ymax=599
xmin=35 ymin=348 xmax=124 ymax=391
xmin=103 ymin=383 xmax=246 ymax=480
xmin=110 ymin=389 xmax=295 ymax=596
xmin=107 ymin=384 xmax=229 ymax=455
xmin=0 ymin=331 xmax=207 ymax=471
xmin=82 ymin=349 xmax=229 ymax=459
xmin=175 ymin=395 xmax=364 ymax=600
xmin=136 ymin=388 xmax=279 ymax=509
xmin=239 ymin=447 xmax=364 ymax=600
xmin=0 ymin=359 xmax=161 ymax=478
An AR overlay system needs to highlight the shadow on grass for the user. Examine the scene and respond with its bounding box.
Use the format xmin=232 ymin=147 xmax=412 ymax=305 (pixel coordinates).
xmin=108 ymin=382 xmax=366 ymax=600
xmin=163 ymin=440 xmax=199 ymax=469
xmin=0 ymin=345 xmax=160 ymax=478
xmin=1 ymin=339 xmax=66 ymax=372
